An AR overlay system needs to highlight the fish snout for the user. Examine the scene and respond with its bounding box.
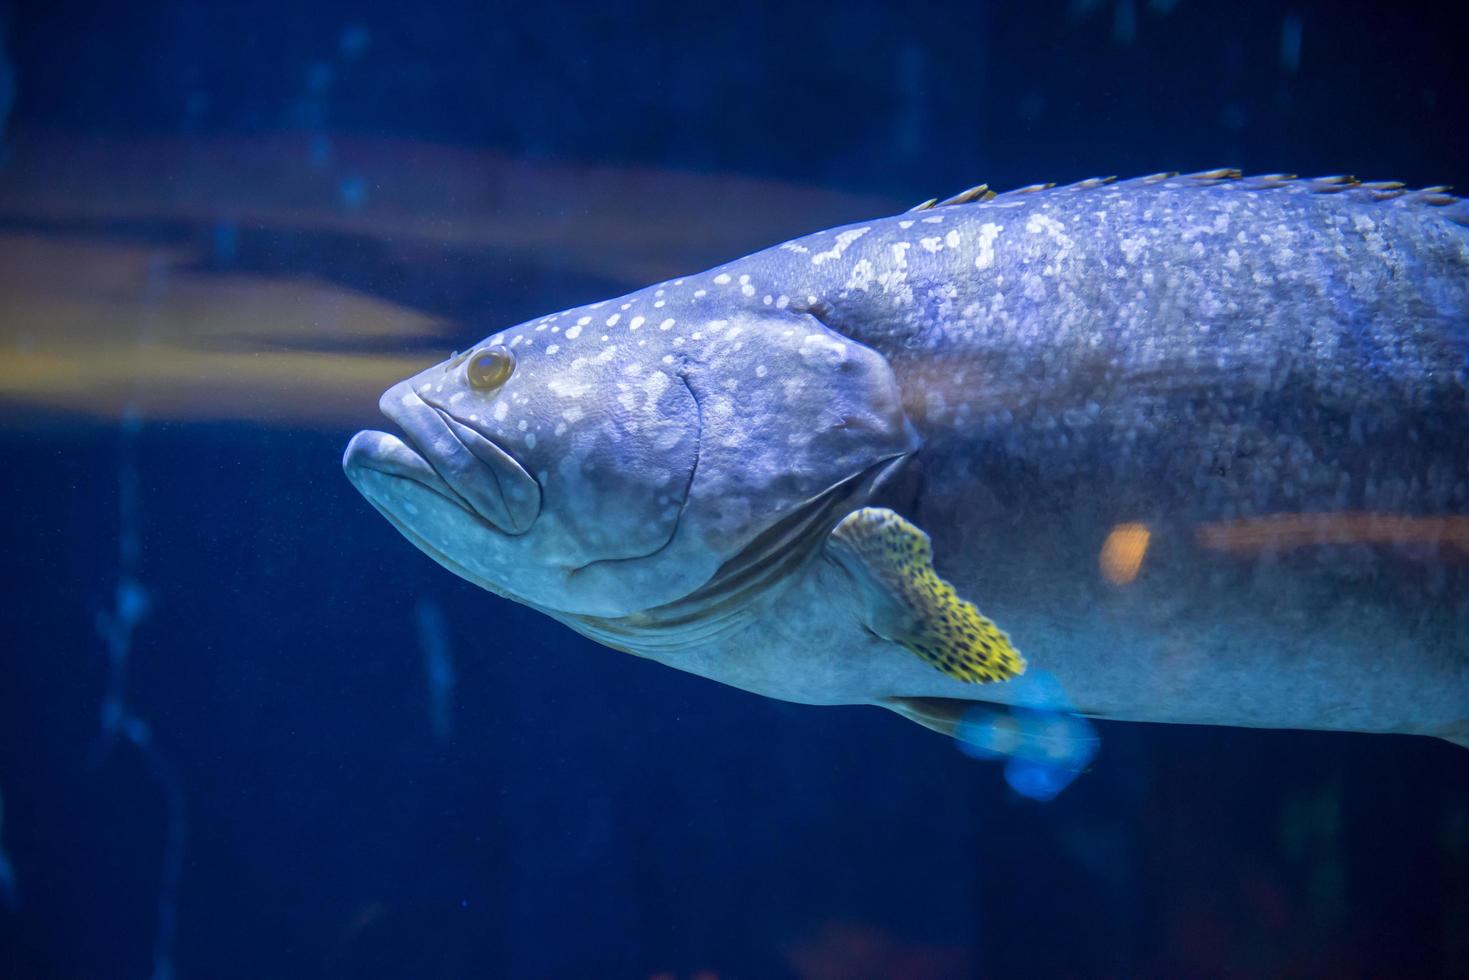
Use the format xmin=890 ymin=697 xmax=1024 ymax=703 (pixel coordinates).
xmin=376 ymin=381 xmax=542 ymax=534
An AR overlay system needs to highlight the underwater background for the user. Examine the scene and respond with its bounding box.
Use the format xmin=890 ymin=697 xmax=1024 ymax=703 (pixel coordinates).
xmin=1 ymin=0 xmax=1467 ymax=976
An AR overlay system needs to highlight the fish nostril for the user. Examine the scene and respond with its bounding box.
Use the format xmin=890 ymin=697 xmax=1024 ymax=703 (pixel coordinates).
xmin=466 ymin=345 xmax=515 ymax=390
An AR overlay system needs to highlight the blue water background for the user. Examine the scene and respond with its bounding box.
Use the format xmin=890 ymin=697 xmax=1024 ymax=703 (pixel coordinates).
xmin=1 ymin=1 xmax=1467 ymax=977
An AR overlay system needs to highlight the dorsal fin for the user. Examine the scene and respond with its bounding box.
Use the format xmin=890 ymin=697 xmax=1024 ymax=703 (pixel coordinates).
xmin=909 ymin=169 xmax=1467 ymax=224
xmin=936 ymin=183 xmax=996 ymax=207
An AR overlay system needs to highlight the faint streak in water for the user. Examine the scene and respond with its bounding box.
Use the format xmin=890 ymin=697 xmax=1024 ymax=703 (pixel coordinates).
xmin=87 ymin=406 xmax=187 ymax=980
xmin=1113 ymin=0 xmax=1137 ymax=44
xmin=1195 ymin=512 xmax=1469 ymax=556
xmin=416 ymin=599 xmax=457 ymax=741
xmin=0 ymin=787 xmax=16 ymax=910
xmin=0 ymin=16 xmax=12 ymax=164
xmin=1280 ymin=12 xmax=1303 ymax=73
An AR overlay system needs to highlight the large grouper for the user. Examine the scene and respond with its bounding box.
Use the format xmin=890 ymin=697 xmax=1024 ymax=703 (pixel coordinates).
xmin=345 ymin=170 xmax=1469 ymax=748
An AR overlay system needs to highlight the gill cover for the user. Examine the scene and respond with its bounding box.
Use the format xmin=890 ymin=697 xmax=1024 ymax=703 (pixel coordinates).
xmin=565 ymin=309 xmax=921 ymax=608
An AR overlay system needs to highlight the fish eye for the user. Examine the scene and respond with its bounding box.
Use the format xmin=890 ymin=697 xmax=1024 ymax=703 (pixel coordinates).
xmin=466 ymin=345 xmax=515 ymax=390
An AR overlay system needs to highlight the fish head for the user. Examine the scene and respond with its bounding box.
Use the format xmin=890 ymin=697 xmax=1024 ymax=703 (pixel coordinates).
xmin=345 ymin=288 xmax=917 ymax=623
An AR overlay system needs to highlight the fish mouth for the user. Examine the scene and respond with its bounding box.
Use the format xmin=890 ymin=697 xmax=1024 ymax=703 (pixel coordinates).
xmin=345 ymin=382 xmax=541 ymax=535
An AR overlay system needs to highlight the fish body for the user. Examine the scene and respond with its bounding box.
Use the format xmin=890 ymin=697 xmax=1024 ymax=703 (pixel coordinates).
xmin=346 ymin=172 xmax=1469 ymax=744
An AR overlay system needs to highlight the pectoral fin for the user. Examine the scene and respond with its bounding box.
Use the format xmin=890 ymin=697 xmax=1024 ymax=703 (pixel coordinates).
xmin=827 ymin=507 xmax=1025 ymax=683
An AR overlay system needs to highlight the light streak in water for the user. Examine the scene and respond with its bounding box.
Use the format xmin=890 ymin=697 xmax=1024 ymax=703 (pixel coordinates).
xmin=415 ymin=599 xmax=457 ymax=741
xmin=1195 ymin=512 xmax=1469 ymax=555
xmin=89 ymin=408 xmax=187 ymax=980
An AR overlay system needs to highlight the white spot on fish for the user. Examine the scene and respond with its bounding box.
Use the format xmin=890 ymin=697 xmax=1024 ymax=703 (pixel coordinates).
xmin=548 ymin=377 xmax=590 ymax=398
xmin=659 ymin=318 xmax=676 ymax=330
xmin=629 ymin=315 xmax=645 ymax=330
xmin=945 ymin=229 xmax=960 ymax=248
xmin=890 ymin=242 xmax=910 ymax=269
xmin=741 ymin=284 xmax=755 ymax=296
xmin=714 ymin=273 xmax=732 ymax=284
xmin=525 ymin=433 xmax=537 ymax=448
xmin=642 ymin=371 xmax=670 ymax=402
xmin=898 ymin=220 xmax=915 ymax=229
xmin=606 ymin=313 xmax=621 ymax=327
xmin=845 ymin=258 xmax=877 ymax=291
xmin=493 ymin=401 xmax=509 ymax=421
xmin=565 ymin=323 xmax=583 ymax=340
xmin=974 ymin=222 xmax=1003 ymax=270
xmin=562 ymin=406 xmax=584 ymax=423
xmin=1022 ymin=272 xmax=1047 ymax=302
xmin=920 ymin=236 xmax=943 ymax=253
xmin=811 ymin=226 xmax=870 ymax=265
xmin=546 ymin=344 xmax=560 ymax=354
xmin=800 ymin=333 xmax=847 ymax=367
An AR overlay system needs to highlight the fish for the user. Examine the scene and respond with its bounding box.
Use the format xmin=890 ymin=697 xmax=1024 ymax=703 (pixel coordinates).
xmin=344 ymin=170 xmax=1469 ymax=748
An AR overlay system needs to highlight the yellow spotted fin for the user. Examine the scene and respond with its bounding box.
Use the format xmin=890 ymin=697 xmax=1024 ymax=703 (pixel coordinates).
xmin=826 ymin=507 xmax=1025 ymax=684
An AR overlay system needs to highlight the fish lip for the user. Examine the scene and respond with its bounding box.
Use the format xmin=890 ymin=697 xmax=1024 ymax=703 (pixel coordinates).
xmin=342 ymin=429 xmax=477 ymax=517
xmin=368 ymin=383 xmax=542 ymax=534
xmin=344 ymin=428 xmax=538 ymax=603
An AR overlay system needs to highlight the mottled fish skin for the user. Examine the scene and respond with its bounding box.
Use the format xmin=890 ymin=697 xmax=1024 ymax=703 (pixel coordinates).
xmin=347 ymin=172 xmax=1469 ymax=743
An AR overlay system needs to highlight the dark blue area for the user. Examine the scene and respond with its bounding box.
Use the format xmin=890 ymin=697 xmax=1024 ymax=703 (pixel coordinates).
xmin=1 ymin=1 xmax=1468 ymax=977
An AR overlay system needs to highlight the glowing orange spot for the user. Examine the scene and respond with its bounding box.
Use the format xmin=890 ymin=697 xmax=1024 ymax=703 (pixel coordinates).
xmin=1194 ymin=513 xmax=1469 ymax=556
xmin=1100 ymin=523 xmax=1151 ymax=585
